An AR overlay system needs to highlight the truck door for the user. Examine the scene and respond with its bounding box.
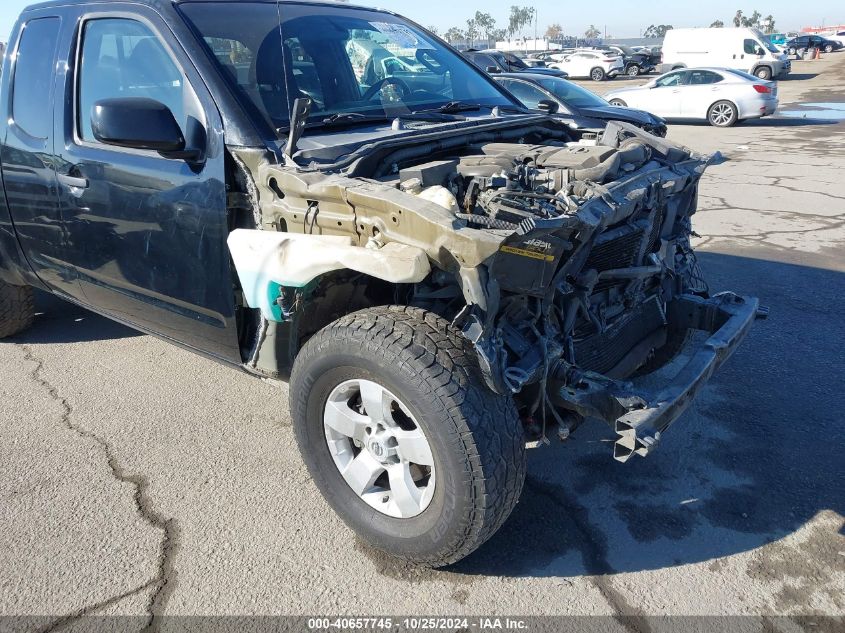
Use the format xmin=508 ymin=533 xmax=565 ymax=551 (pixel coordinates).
xmin=54 ymin=7 xmax=241 ymax=363
xmin=0 ymin=15 xmax=80 ymax=297
xmin=741 ymin=39 xmax=764 ymax=71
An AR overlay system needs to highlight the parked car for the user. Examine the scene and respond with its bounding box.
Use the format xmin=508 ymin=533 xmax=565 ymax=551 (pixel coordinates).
xmin=529 ymin=51 xmax=564 ymax=62
xmin=548 ymin=50 xmax=624 ymax=81
xmin=463 ymin=49 xmax=569 ymax=78
xmin=785 ymin=35 xmax=842 ymax=55
xmin=766 ymin=33 xmax=790 ymax=47
xmin=825 ymin=31 xmax=845 ymax=47
xmin=494 ymin=72 xmax=667 ymax=136
xmin=0 ymin=0 xmax=759 ymax=568
xmin=520 ymin=56 xmax=548 ymax=68
xmin=606 ymin=67 xmax=779 ymax=127
xmin=597 ymin=45 xmax=658 ymax=76
xmin=661 ymin=27 xmax=791 ymax=80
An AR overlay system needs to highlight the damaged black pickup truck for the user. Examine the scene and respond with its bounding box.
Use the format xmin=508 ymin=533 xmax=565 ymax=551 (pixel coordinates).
xmin=0 ymin=0 xmax=761 ymax=567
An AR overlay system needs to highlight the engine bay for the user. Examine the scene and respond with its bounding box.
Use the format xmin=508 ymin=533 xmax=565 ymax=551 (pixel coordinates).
xmin=232 ymin=121 xmax=715 ymax=439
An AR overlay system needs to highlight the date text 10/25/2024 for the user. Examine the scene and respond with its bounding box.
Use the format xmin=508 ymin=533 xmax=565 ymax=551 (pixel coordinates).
xmin=307 ymin=618 xmax=530 ymax=631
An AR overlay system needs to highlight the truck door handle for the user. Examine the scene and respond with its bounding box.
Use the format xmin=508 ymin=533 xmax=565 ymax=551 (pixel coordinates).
xmin=58 ymin=174 xmax=89 ymax=189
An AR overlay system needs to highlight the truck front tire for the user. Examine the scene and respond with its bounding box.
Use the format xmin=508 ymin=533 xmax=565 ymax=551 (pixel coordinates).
xmin=290 ymin=306 xmax=526 ymax=567
xmin=0 ymin=279 xmax=34 ymax=339
xmin=754 ymin=66 xmax=772 ymax=80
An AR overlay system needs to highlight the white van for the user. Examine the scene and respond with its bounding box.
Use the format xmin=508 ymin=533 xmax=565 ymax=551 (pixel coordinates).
xmin=660 ymin=27 xmax=791 ymax=80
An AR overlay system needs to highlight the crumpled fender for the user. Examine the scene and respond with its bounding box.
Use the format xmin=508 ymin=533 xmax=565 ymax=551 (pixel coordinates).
xmin=227 ymin=229 xmax=431 ymax=321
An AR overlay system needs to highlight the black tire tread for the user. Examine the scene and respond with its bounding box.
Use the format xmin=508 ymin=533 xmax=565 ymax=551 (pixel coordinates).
xmin=291 ymin=306 xmax=526 ymax=567
xmin=0 ymin=280 xmax=34 ymax=339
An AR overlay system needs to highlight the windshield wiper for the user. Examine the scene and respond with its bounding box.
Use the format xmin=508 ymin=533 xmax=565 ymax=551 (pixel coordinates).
xmin=321 ymin=112 xmax=393 ymax=128
xmin=320 ymin=110 xmax=471 ymax=130
xmin=414 ymin=101 xmax=483 ymax=115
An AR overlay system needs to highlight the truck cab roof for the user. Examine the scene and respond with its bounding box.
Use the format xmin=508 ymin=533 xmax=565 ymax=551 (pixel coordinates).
xmin=25 ymin=0 xmax=374 ymax=12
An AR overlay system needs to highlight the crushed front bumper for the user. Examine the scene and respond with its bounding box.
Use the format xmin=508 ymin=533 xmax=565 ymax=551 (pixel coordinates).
xmin=551 ymin=293 xmax=761 ymax=462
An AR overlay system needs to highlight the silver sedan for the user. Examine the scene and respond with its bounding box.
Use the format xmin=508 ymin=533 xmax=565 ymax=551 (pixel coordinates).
xmin=605 ymin=67 xmax=779 ymax=127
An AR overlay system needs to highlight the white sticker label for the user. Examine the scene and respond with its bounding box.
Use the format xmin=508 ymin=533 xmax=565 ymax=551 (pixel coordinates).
xmin=371 ymin=22 xmax=433 ymax=50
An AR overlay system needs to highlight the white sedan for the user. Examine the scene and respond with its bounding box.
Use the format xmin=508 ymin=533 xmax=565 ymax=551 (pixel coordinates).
xmin=605 ymin=67 xmax=779 ymax=127
xmin=548 ymin=51 xmax=624 ymax=81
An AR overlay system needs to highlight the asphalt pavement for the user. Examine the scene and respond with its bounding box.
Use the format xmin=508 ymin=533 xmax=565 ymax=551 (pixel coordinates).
xmin=1 ymin=55 xmax=843 ymax=628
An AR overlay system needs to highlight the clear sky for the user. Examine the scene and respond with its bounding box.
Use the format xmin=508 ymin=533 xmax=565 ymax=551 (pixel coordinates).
xmin=1 ymin=0 xmax=843 ymax=42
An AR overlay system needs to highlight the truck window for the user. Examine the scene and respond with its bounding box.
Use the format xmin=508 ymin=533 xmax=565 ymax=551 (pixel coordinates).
xmin=743 ymin=39 xmax=763 ymax=55
xmin=77 ymin=18 xmax=185 ymax=142
xmin=12 ymin=17 xmax=61 ymax=139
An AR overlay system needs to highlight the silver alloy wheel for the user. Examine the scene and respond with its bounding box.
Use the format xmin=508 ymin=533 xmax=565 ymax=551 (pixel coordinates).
xmin=709 ymin=102 xmax=735 ymax=126
xmin=324 ymin=379 xmax=436 ymax=519
xmin=627 ymin=65 xmax=640 ymax=76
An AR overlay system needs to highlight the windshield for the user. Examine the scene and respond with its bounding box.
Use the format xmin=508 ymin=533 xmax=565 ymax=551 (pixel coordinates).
xmin=536 ymin=77 xmax=609 ymax=109
xmin=762 ymin=39 xmax=780 ymax=53
xmin=180 ymin=2 xmax=516 ymax=133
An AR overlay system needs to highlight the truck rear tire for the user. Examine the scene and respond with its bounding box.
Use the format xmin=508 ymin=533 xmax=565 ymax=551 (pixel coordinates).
xmin=289 ymin=306 xmax=526 ymax=567
xmin=0 ymin=279 xmax=34 ymax=339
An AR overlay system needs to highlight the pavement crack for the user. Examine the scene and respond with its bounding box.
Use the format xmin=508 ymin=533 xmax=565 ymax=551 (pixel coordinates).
xmin=38 ymin=580 xmax=157 ymax=633
xmin=22 ymin=346 xmax=179 ymax=632
xmin=525 ymin=478 xmax=652 ymax=633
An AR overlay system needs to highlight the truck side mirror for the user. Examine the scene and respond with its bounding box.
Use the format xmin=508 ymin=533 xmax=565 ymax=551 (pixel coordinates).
xmin=537 ymin=99 xmax=560 ymax=114
xmin=91 ymin=98 xmax=201 ymax=161
xmin=486 ymin=66 xmax=501 ymax=73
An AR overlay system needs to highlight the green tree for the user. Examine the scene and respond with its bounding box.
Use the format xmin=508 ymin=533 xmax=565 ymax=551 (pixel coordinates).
xmin=427 ymin=26 xmax=439 ymax=36
xmin=730 ymin=10 xmax=774 ymax=30
xmin=466 ymin=18 xmax=479 ymax=47
xmin=508 ymin=6 xmax=536 ymax=40
xmin=710 ymin=20 xmax=725 ymax=28
xmin=744 ymin=11 xmax=762 ymax=27
xmin=444 ymin=27 xmax=465 ymax=44
xmin=545 ymin=23 xmax=563 ymax=40
xmin=643 ymin=24 xmax=673 ymax=38
xmin=585 ymin=24 xmax=601 ymax=39
xmin=474 ymin=12 xmax=497 ymax=46
xmin=763 ymin=15 xmax=776 ymax=33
